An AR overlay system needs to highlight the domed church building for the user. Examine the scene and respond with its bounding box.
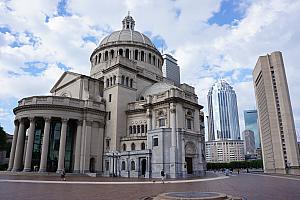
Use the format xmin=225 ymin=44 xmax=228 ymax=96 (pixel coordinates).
xmin=8 ymin=14 xmax=206 ymax=178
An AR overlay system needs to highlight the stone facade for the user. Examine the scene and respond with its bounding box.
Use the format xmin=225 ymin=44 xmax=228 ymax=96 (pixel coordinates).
xmin=7 ymin=14 xmax=206 ymax=178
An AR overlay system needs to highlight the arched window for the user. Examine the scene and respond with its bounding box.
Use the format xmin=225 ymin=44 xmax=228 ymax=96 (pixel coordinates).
xmin=141 ymin=51 xmax=145 ymax=61
xmin=130 ymin=79 xmax=133 ymax=88
xmin=121 ymin=161 xmax=126 ymax=170
xmin=145 ymin=124 xmax=147 ymax=132
xmin=119 ymin=49 xmax=123 ymax=56
xmin=158 ymin=111 xmax=165 ymax=127
xmin=133 ymin=125 xmax=136 ymax=134
xmin=125 ymin=49 xmax=130 ymax=59
xmin=131 ymin=143 xmax=135 ymax=151
xmin=110 ymin=77 xmax=113 ymax=86
xmin=98 ymin=53 xmax=102 ymax=63
xmin=148 ymin=53 xmax=152 ymax=64
xmin=137 ymin=125 xmax=140 ymax=133
xmin=110 ymin=49 xmax=114 ymax=59
xmin=126 ymin=77 xmax=129 ymax=86
xmin=153 ymin=56 xmax=156 ymax=66
xmin=106 ymin=79 xmax=109 ymax=88
xmin=141 ymin=125 xmax=144 ymax=133
xmin=129 ymin=126 xmax=132 ymax=134
xmin=95 ymin=55 xmax=98 ymax=65
xmin=121 ymin=75 xmax=125 ymax=85
xmin=123 ymin=143 xmax=127 ymax=151
xmin=113 ymin=76 xmax=116 ymax=85
xmin=131 ymin=160 xmax=135 ymax=170
xmin=134 ymin=49 xmax=138 ymax=60
xmin=104 ymin=51 xmax=108 ymax=61
xmin=141 ymin=142 xmax=145 ymax=150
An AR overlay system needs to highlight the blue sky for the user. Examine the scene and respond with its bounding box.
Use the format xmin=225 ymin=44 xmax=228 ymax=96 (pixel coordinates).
xmin=1 ymin=0 xmax=300 ymax=141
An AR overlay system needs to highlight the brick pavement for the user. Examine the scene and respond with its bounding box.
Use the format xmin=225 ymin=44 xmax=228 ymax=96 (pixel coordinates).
xmin=0 ymin=173 xmax=299 ymax=200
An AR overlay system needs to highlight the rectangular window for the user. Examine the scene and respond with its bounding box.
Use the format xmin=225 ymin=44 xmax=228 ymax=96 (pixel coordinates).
xmin=159 ymin=119 xmax=165 ymax=127
xmin=187 ymin=119 xmax=192 ymax=130
xmin=106 ymin=139 xmax=110 ymax=150
xmin=153 ymin=137 xmax=158 ymax=146
xmin=107 ymin=111 xmax=111 ymax=120
xmin=105 ymin=161 xmax=109 ymax=171
xmin=109 ymin=94 xmax=112 ymax=102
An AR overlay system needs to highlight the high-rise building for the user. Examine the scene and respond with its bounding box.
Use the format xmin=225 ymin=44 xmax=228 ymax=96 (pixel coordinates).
xmin=207 ymin=79 xmax=240 ymax=141
xmin=162 ymin=54 xmax=181 ymax=87
xmin=243 ymin=130 xmax=255 ymax=155
xmin=244 ymin=110 xmax=260 ymax=148
xmin=206 ymin=80 xmax=244 ymax=163
xmin=253 ymin=51 xmax=300 ymax=175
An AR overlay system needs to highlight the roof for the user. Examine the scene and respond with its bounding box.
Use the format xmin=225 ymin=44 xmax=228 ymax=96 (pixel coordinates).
xmin=139 ymin=82 xmax=182 ymax=98
xmin=99 ymin=29 xmax=155 ymax=48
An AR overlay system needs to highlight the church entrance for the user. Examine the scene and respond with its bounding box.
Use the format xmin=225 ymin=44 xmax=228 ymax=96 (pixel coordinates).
xmin=89 ymin=158 xmax=95 ymax=173
xmin=141 ymin=159 xmax=146 ymax=176
xmin=185 ymin=157 xmax=193 ymax=174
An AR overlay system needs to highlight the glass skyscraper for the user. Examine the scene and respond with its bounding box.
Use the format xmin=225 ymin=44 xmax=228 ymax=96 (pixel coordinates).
xmin=244 ymin=110 xmax=260 ymax=149
xmin=207 ymin=79 xmax=240 ymax=141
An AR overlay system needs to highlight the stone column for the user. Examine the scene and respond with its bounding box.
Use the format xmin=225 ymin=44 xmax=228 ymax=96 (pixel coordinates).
xmin=169 ymin=103 xmax=177 ymax=178
xmin=146 ymin=108 xmax=152 ymax=131
xmin=12 ymin=119 xmax=26 ymax=171
xmin=23 ymin=117 xmax=36 ymax=172
xmin=39 ymin=117 xmax=51 ymax=172
xmin=7 ymin=120 xmax=19 ymax=171
xmin=73 ymin=120 xmax=83 ymax=173
xmin=57 ymin=118 xmax=68 ymax=173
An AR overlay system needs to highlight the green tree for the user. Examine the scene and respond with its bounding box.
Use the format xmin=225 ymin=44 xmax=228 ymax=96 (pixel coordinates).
xmin=0 ymin=125 xmax=8 ymax=151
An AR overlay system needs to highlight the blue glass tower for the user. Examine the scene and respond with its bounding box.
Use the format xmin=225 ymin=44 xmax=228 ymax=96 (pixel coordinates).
xmin=207 ymin=79 xmax=240 ymax=141
xmin=244 ymin=110 xmax=260 ymax=149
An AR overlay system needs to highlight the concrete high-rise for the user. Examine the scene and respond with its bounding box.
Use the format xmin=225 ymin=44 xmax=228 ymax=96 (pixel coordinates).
xmin=207 ymin=79 xmax=240 ymax=141
xmin=244 ymin=110 xmax=260 ymax=148
xmin=253 ymin=51 xmax=300 ymax=174
xmin=162 ymin=54 xmax=181 ymax=87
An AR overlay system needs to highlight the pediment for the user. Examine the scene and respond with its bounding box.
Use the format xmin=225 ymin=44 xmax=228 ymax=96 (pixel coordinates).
xmin=50 ymin=71 xmax=81 ymax=93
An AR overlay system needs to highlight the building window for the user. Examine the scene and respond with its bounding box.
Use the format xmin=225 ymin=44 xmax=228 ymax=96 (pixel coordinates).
xmin=130 ymin=79 xmax=133 ymax=88
xmin=126 ymin=77 xmax=129 ymax=86
xmin=107 ymin=112 xmax=111 ymax=120
xmin=105 ymin=161 xmax=109 ymax=171
xmin=109 ymin=94 xmax=112 ymax=102
xmin=123 ymin=143 xmax=127 ymax=151
xmin=134 ymin=49 xmax=138 ymax=60
xmin=106 ymin=139 xmax=110 ymax=150
xmin=125 ymin=49 xmax=130 ymax=58
xmin=153 ymin=138 xmax=158 ymax=146
xmin=104 ymin=51 xmax=108 ymax=61
xmin=119 ymin=49 xmax=123 ymax=56
xmin=131 ymin=143 xmax=135 ymax=151
xmin=133 ymin=125 xmax=136 ymax=134
xmin=159 ymin=118 xmax=165 ymax=127
xmin=121 ymin=76 xmax=125 ymax=85
xmin=106 ymin=79 xmax=109 ymax=88
xmin=137 ymin=125 xmax=140 ymax=133
xmin=141 ymin=142 xmax=145 ymax=150
xmin=141 ymin=125 xmax=144 ymax=133
xmin=129 ymin=126 xmax=132 ymax=134
xmin=187 ymin=119 xmax=192 ymax=130
xmin=131 ymin=161 xmax=135 ymax=170
xmin=141 ymin=51 xmax=145 ymax=61
xmin=121 ymin=161 xmax=126 ymax=170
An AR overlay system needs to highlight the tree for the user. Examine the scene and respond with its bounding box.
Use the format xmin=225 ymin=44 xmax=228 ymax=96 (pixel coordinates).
xmin=0 ymin=125 xmax=8 ymax=151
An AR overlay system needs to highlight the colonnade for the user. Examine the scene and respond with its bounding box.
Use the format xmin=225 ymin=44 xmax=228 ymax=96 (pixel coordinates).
xmin=7 ymin=117 xmax=82 ymax=173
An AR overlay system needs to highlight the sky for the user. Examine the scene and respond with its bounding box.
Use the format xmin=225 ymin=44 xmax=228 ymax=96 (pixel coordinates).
xmin=0 ymin=0 xmax=300 ymax=141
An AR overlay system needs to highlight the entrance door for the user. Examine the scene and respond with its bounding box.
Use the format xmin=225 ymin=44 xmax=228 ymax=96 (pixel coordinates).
xmin=185 ymin=157 xmax=193 ymax=174
xmin=89 ymin=158 xmax=95 ymax=173
xmin=141 ymin=159 xmax=146 ymax=176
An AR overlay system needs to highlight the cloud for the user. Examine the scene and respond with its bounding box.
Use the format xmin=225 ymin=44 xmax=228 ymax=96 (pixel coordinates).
xmin=0 ymin=0 xmax=300 ymax=140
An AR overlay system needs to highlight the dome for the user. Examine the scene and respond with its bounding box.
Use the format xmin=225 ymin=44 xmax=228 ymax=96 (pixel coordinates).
xmin=99 ymin=30 xmax=155 ymax=48
xmin=98 ymin=13 xmax=156 ymax=49
xmin=139 ymin=82 xmax=182 ymax=98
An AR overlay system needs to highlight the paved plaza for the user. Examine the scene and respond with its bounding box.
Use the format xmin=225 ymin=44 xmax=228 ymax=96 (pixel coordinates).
xmin=0 ymin=173 xmax=299 ymax=200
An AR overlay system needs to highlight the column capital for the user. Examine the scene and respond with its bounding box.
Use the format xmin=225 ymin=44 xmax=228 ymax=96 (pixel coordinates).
xmin=76 ymin=120 xmax=83 ymax=126
xmin=28 ymin=117 xmax=35 ymax=122
xmin=170 ymin=103 xmax=176 ymax=113
xmin=44 ymin=116 xmax=51 ymax=122
xmin=61 ymin=118 xmax=69 ymax=123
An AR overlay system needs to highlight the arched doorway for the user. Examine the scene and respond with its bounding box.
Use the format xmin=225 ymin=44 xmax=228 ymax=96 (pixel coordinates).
xmin=141 ymin=159 xmax=146 ymax=176
xmin=185 ymin=142 xmax=197 ymax=175
xmin=90 ymin=157 xmax=95 ymax=173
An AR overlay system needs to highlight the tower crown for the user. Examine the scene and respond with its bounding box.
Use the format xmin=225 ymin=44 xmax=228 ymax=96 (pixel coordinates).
xmin=122 ymin=11 xmax=135 ymax=30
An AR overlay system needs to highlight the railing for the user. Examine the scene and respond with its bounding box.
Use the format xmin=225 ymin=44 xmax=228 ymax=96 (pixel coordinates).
xmin=18 ymin=96 xmax=105 ymax=110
